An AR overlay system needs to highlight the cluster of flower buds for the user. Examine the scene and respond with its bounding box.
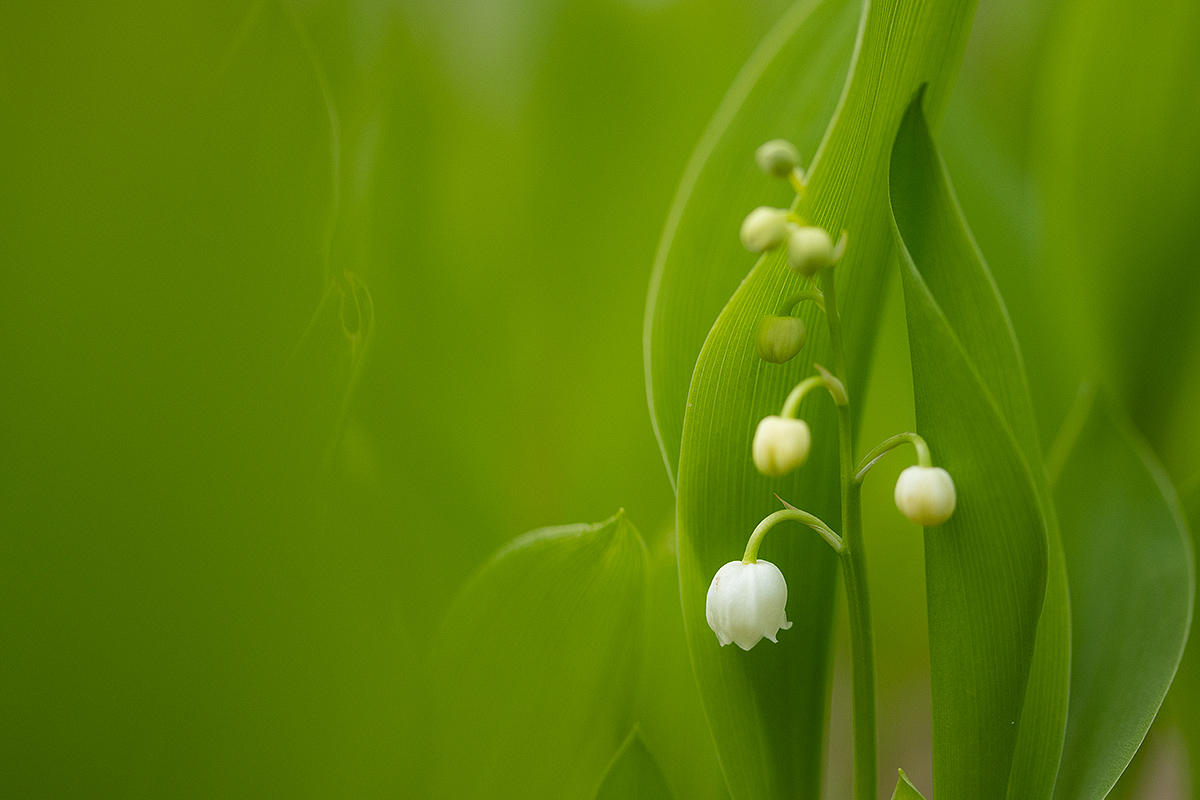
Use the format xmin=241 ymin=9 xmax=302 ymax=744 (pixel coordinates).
xmin=740 ymin=210 xmax=846 ymax=279
xmin=738 ymin=138 xmax=847 ymax=281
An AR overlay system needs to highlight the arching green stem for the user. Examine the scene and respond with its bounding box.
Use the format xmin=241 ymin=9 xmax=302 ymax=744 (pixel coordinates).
xmin=742 ymin=508 xmax=843 ymax=563
xmin=776 ymin=288 xmax=825 ymax=316
xmin=854 ymin=432 xmax=932 ymax=483
xmin=780 ymin=373 xmax=845 ymax=418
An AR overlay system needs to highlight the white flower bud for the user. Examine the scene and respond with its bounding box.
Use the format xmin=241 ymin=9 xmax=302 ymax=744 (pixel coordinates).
xmin=706 ymin=559 xmax=792 ymax=649
xmin=755 ymin=139 xmax=801 ymax=179
xmin=740 ymin=207 xmax=790 ymax=253
xmin=894 ymin=465 xmax=957 ymax=526
xmin=786 ymin=226 xmax=840 ymax=277
xmin=755 ymin=315 xmax=806 ymax=363
xmin=752 ymin=415 xmax=811 ymax=477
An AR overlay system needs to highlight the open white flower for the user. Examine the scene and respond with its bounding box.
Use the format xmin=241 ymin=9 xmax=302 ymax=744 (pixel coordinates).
xmin=740 ymin=207 xmax=790 ymax=253
xmin=753 ymin=415 xmax=811 ymax=477
xmin=706 ymin=559 xmax=792 ymax=649
xmin=894 ymin=465 xmax=957 ymax=526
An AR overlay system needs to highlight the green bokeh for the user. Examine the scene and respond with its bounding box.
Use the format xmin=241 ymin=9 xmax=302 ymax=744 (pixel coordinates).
xmin=3 ymin=0 xmax=1198 ymax=797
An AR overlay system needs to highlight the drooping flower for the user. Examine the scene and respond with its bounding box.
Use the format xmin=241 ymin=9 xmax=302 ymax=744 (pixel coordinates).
xmin=894 ymin=465 xmax=957 ymax=526
xmin=706 ymin=559 xmax=792 ymax=650
xmin=752 ymin=415 xmax=811 ymax=477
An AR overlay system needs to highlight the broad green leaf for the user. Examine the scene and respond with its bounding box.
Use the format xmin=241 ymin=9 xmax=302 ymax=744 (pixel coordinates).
xmin=1047 ymin=388 xmax=1194 ymax=800
xmin=593 ymin=729 xmax=676 ymax=800
xmin=891 ymin=769 xmax=928 ymax=800
xmin=890 ymin=95 xmax=1066 ymax=800
xmin=633 ymin=526 xmax=729 ymax=800
xmin=1033 ymin=0 xmax=1200 ymax=469
xmin=644 ymin=0 xmax=859 ymax=487
xmin=675 ymin=3 xmax=978 ymax=799
xmin=424 ymin=513 xmax=648 ymax=800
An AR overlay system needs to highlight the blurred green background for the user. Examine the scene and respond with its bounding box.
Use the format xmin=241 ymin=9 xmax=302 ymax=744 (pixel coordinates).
xmin=2 ymin=0 xmax=1198 ymax=797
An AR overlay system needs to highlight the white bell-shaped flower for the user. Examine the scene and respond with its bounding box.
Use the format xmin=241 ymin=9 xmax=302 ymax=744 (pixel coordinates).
xmin=755 ymin=139 xmax=802 ymax=178
xmin=786 ymin=226 xmax=842 ymax=277
xmin=740 ymin=207 xmax=790 ymax=253
xmin=753 ymin=415 xmax=811 ymax=477
xmin=894 ymin=465 xmax=957 ymax=526
xmin=706 ymin=559 xmax=792 ymax=649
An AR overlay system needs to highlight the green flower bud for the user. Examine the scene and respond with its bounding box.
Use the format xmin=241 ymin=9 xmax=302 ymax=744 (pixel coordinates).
xmin=755 ymin=315 xmax=806 ymax=363
xmin=755 ymin=139 xmax=801 ymax=179
xmin=786 ymin=226 xmax=845 ymax=277
xmin=740 ymin=207 xmax=789 ymax=253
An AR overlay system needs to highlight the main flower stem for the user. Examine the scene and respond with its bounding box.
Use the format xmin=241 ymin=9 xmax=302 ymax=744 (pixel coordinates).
xmin=821 ymin=270 xmax=876 ymax=800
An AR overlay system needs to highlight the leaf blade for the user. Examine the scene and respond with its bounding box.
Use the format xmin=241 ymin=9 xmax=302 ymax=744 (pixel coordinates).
xmin=593 ymin=729 xmax=677 ymax=800
xmin=1050 ymin=389 xmax=1194 ymax=800
xmin=424 ymin=513 xmax=648 ymax=800
xmin=890 ymin=94 xmax=1060 ymax=800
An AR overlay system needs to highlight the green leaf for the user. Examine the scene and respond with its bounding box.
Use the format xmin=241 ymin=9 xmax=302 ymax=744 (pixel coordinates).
xmin=1171 ymin=477 xmax=1200 ymax=788
xmin=424 ymin=512 xmax=648 ymax=800
xmin=890 ymin=769 xmax=928 ymax=800
xmin=592 ymin=729 xmax=676 ymax=800
xmin=1033 ymin=0 xmax=1200 ymax=460
xmin=633 ymin=527 xmax=730 ymax=800
xmin=644 ymin=0 xmax=860 ymax=487
xmin=674 ymin=3 xmax=978 ymax=798
xmin=1047 ymin=388 xmax=1194 ymax=800
xmin=890 ymin=94 xmax=1067 ymax=800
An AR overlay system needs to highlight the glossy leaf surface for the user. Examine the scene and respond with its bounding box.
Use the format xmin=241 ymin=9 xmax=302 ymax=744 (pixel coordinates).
xmin=425 ymin=513 xmax=648 ymax=799
xmin=1049 ymin=389 xmax=1194 ymax=800
xmin=674 ymin=2 xmax=978 ymax=797
xmin=890 ymin=96 xmax=1067 ymax=800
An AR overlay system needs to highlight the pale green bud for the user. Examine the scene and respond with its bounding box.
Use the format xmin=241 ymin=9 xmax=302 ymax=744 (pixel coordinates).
xmin=786 ymin=226 xmax=842 ymax=277
xmin=755 ymin=139 xmax=801 ymax=179
xmin=894 ymin=465 xmax=957 ymax=526
xmin=755 ymin=315 xmax=806 ymax=364
xmin=740 ymin=207 xmax=789 ymax=253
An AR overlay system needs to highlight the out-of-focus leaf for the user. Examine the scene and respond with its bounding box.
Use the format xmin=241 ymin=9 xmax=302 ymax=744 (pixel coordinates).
xmin=1047 ymin=388 xmax=1194 ymax=800
xmin=1033 ymin=0 xmax=1200 ymax=474
xmin=424 ymin=512 xmax=647 ymax=800
xmin=644 ymin=0 xmax=859 ymax=487
xmin=675 ymin=3 xmax=978 ymax=798
xmin=890 ymin=769 xmax=928 ymax=800
xmin=592 ymin=729 xmax=676 ymax=800
xmin=633 ymin=526 xmax=729 ymax=800
xmin=1171 ymin=477 xmax=1200 ymax=797
xmin=890 ymin=95 xmax=1066 ymax=800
